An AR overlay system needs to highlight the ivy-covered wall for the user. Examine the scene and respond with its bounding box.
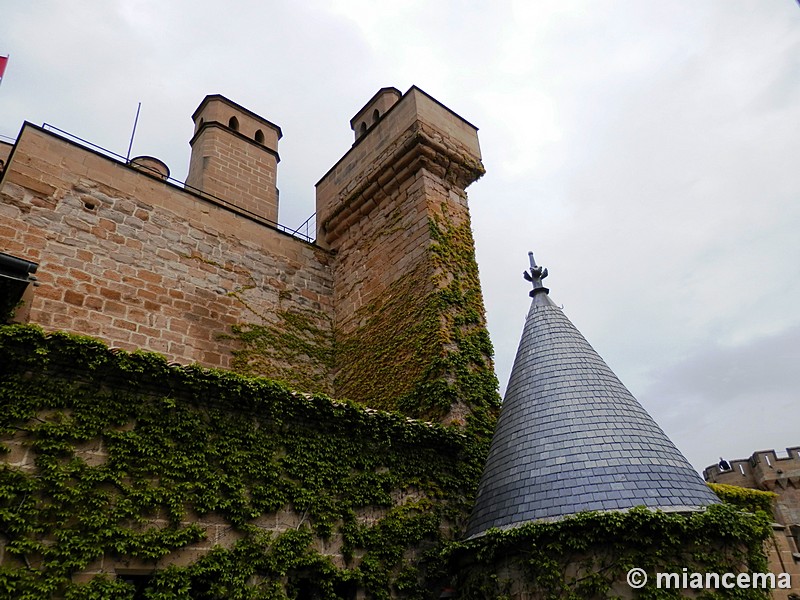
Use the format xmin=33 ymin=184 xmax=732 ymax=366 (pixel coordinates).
xmin=0 ymin=325 xmax=781 ymax=600
xmin=450 ymin=503 xmax=773 ymax=599
xmin=0 ymin=325 xmax=491 ymax=599
xmin=332 ymin=198 xmax=500 ymax=427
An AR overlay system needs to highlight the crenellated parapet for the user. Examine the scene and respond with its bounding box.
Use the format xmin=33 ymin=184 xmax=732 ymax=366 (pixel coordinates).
xmin=704 ymin=447 xmax=800 ymax=490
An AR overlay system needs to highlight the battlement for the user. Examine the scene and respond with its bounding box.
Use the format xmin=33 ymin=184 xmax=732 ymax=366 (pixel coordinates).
xmin=705 ymin=445 xmax=800 ymax=564
xmin=704 ymin=447 xmax=800 ymax=487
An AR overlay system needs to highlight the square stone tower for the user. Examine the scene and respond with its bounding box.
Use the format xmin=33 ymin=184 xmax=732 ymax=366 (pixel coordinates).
xmin=316 ymin=86 xmax=496 ymax=420
xmin=185 ymin=95 xmax=282 ymax=224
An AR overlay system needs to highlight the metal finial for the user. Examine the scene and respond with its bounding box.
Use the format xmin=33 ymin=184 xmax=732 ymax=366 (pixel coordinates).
xmin=523 ymin=251 xmax=549 ymax=298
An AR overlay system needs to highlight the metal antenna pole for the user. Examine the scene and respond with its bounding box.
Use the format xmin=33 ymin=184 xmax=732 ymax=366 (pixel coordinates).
xmin=126 ymin=102 xmax=141 ymax=162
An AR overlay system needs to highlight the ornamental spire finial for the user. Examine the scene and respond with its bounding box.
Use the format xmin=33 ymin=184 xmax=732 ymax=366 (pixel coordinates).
xmin=523 ymin=251 xmax=549 ymax=298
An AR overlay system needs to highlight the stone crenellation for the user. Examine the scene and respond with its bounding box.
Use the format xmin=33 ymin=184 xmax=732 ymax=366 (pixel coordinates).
xmin=705 ymin=447 xmax=800 ymax=544
xmin=705 ymin=446 xmax=800 ymax=590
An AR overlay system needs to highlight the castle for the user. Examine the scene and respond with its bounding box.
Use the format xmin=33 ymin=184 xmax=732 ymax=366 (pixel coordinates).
xmin=705 ymin=448 xmax=800 ymax=580
xmin=0 ymin=86 xmax=495 ymax=426
xmin=0 ymin=87 xmax=794 ymax=598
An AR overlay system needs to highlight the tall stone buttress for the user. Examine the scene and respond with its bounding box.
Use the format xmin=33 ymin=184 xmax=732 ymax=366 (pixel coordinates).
xmin=317 ymin=87 xmax=499 ymax=421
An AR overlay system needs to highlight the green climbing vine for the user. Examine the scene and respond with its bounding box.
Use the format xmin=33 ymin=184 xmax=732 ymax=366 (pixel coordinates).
xmin=450 ymin=504 xmax=773 ymax=599
xmin=0 ymin=325 xmax=485 ymax=599
xmin=332 ymin=200 xmax=501 ymax=426
xmin=707 ymin=483 xmax=776 ymax=516
xmin=225 ymin=309 xmax=335 ymax=394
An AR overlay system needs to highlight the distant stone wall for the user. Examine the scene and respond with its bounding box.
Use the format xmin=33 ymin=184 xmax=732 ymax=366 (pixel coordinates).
xmin=0 ymin=125 xmax=333 ymax=392
xmin=705 ymin=447 xmax=800 ymax=526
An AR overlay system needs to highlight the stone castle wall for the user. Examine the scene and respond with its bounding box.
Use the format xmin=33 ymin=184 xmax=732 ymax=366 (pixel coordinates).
xmin=705 ymin=447 xmax=800 ymax=525
xmin=0 ymin=124 xmax=333 ymax=391
xmin=705 ymin=446 xmax=800 ymax=594
xmin=316 ymin=88 xmax=493 ymax=416
xmin=0 ymin=87 xmax=495 ymax=412
xmin=0 ymin=327 xmax=477 ymax=598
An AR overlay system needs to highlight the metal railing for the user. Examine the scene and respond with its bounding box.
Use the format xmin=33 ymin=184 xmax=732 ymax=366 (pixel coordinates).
xmin=39 ymin=123 xmax=317 ymax=244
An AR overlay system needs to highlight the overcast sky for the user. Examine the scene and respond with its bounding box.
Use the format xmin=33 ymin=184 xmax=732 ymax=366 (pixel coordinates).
xmin=1 ymin=1 xmax=798 ymax=472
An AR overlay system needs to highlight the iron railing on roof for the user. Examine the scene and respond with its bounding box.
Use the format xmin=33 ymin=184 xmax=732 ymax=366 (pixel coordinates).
xmin=39 ymin=123 xmax=317 ymax=244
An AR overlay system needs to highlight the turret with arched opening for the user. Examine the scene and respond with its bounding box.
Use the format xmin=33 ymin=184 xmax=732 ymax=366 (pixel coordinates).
xmin=186 ymin=95 xmax=283 ymax=224
xmin=349 ymin=87 xmax=402 ymax=142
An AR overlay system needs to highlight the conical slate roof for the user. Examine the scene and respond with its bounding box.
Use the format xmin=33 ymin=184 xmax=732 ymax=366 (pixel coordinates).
xmin=466 ymin=254 xmax=718 ymax=538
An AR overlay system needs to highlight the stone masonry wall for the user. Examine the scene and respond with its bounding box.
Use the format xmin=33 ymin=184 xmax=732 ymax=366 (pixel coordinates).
xmin=185 ymin=124 xmax=280 ymax=225
xmin=0 ymin=124 xmax=334 ymax=392
xmin=705 ymin=447 xmax=800 ymax=526
xmin=315 ymin=88 xmax=494 ymax=415
xmin=0 ymin=326 xmax=478 ymax=598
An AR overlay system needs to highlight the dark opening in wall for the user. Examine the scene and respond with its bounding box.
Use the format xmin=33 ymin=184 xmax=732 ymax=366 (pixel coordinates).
xmin=229 ymin=116 xmax=240 ymax=131
xmin=117 ymin=573 xmax=152 ymax=600
xmin=372 ymin=108 xmax=380 ymax=123
xmin=255 ymin=129 xmax=265 ymax=144
xmin=0 ymin=252 xmax=38 ymax=323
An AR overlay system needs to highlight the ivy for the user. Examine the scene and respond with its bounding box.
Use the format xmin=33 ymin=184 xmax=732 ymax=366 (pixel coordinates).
xmin=0 ymin=325 xmax=485 ymax=598
xmin=707 ymin=484 xmax=776 ymax=516
xmin=223 ymin=309 xmax=335 ymax=395
xmin=333 ymin=200 xmax=501 ymax=427
xmin=451 ymin=504 xmax=772 ymax=600
xmin=0 ymin=326 xmax=775 ymax=598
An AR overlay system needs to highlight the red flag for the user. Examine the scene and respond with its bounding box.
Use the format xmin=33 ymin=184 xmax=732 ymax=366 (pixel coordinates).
xmin=0 ymin=56 xmax=8 ymax=83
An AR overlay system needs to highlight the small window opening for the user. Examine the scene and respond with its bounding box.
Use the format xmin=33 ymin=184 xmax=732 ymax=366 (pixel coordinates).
xmin=118 ymin=574 xmax=152 ymax=600
xmin=255 ymin=129 xmax=265 ymax=144
xmin=372 ymin=108 xmax=380 ymax=124
xmin=334 ymin=580 xmax=358 ymax=599
xmin=359 ymin=122 xmax=367 ymax=137
xmin=228 ymin=116 xmax=239 ymax=131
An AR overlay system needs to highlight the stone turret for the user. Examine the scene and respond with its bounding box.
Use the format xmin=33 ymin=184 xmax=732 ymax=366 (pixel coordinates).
xmin=185 ymin=94 xmax=282 ymax=224
xmin=467 ymin=253 xmax=719 ymax=537
xmin=349 ymin=87 xmax=402 ymax=141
